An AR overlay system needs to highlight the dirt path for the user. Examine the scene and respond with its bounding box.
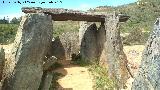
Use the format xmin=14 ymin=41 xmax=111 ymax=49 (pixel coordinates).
xmin=54 ymin=61 xmax=94 ymax=90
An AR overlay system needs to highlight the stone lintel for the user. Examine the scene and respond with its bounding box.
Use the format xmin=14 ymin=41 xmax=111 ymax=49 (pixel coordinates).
xmin=22 ymin=7 xmax=130 ymax=22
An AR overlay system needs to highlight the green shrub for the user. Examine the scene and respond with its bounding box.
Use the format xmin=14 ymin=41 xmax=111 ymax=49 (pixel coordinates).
xmin=0 ymin=24 xmax=18 ymax=44
xmin=53 ymin=21 xmax=79 ymax=37
xmin=88 ymin=63 xmax=115 ymax=90
xmin=123 ymin=28 xmax=150 ymax=45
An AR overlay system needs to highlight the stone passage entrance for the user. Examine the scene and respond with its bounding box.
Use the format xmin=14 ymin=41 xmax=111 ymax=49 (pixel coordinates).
xmin=1 ymin=7 xmax=130 ymax=90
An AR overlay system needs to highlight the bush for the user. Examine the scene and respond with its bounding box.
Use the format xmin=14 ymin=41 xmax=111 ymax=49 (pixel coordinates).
xmin=53 ymin=21 xmax=79 ymax=37
xmin=0 ymin=24 xmax=18 ymax=44
xmin=88 ymin=63 xmax=115 ymax=90
xmin=123 ymin=27 xmax=150 ymax=45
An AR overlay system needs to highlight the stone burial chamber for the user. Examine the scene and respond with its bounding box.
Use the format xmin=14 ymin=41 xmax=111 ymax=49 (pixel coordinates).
xmin=0 ymin=7 xmax=131 ymax=90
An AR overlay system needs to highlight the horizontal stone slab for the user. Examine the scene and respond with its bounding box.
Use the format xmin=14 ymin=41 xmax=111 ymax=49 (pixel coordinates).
xmin=22 ymin=7 xmax=130 ymax=22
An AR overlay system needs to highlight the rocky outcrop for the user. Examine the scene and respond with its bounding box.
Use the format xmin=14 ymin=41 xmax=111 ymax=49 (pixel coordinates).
xmin=2 ymin=13 xmax=53 ymax=90
xmin=132 ymin=18 xmax=160 ymax=90
xmin=52 ymin=32 xmax=79 ymax=60
xmin=79 ymin=22 xmax=98 ymax=61
xmin=105 ymin=13 xmax=129 ymax=89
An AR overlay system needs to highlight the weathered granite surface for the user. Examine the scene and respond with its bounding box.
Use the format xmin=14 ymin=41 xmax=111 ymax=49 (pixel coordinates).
xmin=132 ymin=18 xmax=160 ymax=90
xmin=105 ymin=13 xmax=129 ymax=89
xmin=79 ymin=22 xmax=98 ymax=61
xmin=2 ymin=13 xmax=53 ymax=90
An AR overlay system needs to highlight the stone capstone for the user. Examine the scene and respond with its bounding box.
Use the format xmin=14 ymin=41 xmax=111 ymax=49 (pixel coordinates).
xmin=22 ymin=7 xmax=130 ymax=22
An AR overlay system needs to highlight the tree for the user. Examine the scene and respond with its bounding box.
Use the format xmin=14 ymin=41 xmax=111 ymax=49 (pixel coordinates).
xmin=0 ymin=17 xmax=9 ymax=24
xmin=10 ymin=17 xmax=20 ymax=24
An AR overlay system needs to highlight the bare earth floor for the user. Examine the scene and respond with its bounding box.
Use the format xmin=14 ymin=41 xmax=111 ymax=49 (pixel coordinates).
xmin=123 ymin=45 xmax=145 ymax=90
xmin=54 ymin=61 xmax=94 ymax=90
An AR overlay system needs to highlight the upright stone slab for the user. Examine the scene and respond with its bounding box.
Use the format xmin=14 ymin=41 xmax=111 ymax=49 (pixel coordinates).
xmin=97 ymin=23 xmax=107 ymax=65
xmin=2 ymin=13 xmax=53 ymax=90
xmin=52 ymin=32 xmax=79 ymax=60
xmin=39 ymin=72 xmax=53 ymax=90
xmin=79 ymin=22 xmax=98 ymax=61
xmin=60 ymin=32 xmax=79 ymax=60
xmin=105 ymin=13 xmax=129 ymax=89
xmin=132 ymin=18 xmax=160 ymax=90
xmin=79 ymin=21 xmax=88 ymax=46
xmin=51 ymin=36 xmax=66 ymax=60
xmin=0 ymin=48 xmax=5 ymax=81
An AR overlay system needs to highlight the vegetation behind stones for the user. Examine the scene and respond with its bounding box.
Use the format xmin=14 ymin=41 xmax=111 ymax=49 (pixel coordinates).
xmin=0 ymin=24 xmax=18 ymax=44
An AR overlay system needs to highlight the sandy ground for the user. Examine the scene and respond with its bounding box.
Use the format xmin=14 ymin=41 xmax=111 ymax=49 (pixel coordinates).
xmin=54 ymin=61 xmax=94 ymax=90
xmin=124 ymin=45 xmax=145 ymax=76
xmin=0 ymin=44 xmax=13 ymax=60
xmin=123 ymin=45 xmax=145 ymax=90
xmin=124 ymin=45 xmax=145 ymax=67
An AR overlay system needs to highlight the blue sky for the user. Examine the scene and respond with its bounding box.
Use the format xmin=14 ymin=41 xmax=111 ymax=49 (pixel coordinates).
xmin=0 ymin=0 xmax=137 ymax=19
